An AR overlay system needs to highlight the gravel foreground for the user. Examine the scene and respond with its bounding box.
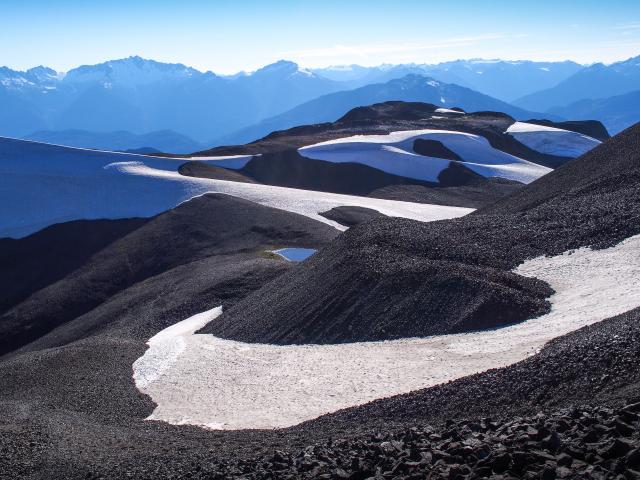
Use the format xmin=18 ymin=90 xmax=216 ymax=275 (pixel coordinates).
xmin=1 ymin=304 xmax=638 ymax=479
xmin=1 ymin=119 xmax=638 ymax=479
xmin=217 ymin=402 xmax=640 ymax=479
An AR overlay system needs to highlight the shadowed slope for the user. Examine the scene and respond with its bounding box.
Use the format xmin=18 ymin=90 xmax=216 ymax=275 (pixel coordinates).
xmin=0 ymin=218 xmax=147 ymax=315
xmin=0 ymin=193 xmax=337 ymax=356
xmin=369 ymin=178 xmax=522 ymax=208
xmin=479 ymin=123 xmax=640 ymax=215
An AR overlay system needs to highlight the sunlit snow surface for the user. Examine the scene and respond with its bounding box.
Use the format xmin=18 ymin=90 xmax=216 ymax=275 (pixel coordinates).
xmin=434 ymin=108 xmax=465 ymax=114
xmin=299 ymin=129 xmax=551 ymax=184
xmin=133 ymin=234 xmax=640 ymax=430
xmin=0 ymin=137 xmax=472 ymax=238
xmin=506 ymin=121 xmax=601 ymax=157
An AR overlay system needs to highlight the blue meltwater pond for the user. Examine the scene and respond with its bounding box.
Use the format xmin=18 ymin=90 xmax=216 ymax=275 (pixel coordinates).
xmin=272 ymin=248 xmax=317 ymax=262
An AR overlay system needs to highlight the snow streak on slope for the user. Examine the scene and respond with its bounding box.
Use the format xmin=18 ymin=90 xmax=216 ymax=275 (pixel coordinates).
xmin=133 ymin=307 xmax=223 ymax=390
xmin=434 ymin=108 xmax=464 ymax=114
xmin=506 ymin=121 xmax=601 ymax=157
xmin=133 ymin=234 xmax=640 ymax=430
xmin=299 ymin=129 xmax=551 ymax=184
xmin=0 ymin=137 xmax=471 ymax=238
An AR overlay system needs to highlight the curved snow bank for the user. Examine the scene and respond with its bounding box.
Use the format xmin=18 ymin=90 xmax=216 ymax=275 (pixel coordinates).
xmin=299 ymin=129 xmax=550 ymax=184
xmin=133 ymin=307 xmax=223 ymax=390
xmin=133 ymin=234 xmax=640 ymax=430
xmin=0 ymin=137 xmax=471 ymax=238
xmin=506 ymin=121 xmax=601 ymax=157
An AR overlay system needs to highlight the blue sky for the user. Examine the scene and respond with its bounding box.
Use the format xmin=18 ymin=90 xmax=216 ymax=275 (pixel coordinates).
xmin=1 ymin=0 xmax=639 ymax=73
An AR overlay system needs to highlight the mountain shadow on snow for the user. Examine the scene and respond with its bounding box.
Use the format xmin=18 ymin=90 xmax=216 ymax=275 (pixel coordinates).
xmin=412 ymin=138 xmax=463 ymax=161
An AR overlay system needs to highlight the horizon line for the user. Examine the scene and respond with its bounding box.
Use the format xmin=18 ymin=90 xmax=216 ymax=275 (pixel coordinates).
xmin=3 ymin=52 xmax=639 ymax=76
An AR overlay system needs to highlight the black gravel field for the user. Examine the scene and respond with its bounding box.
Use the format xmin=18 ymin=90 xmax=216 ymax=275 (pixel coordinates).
xmin=319 ymin=206 xmax=388 ymax=227
xmin=0 ymin=194 xmax=341 ymax=479
xmin=2 ymin=306 xmax=639 ymax=479
xmin=368 ymin=178 xmax=522 ymax=208
xmin=0 ymin=193 xmax=337 ymax=356
xmin=0 ymin=120 xmax=637 ymax=479
xmin=205 ymin=124 xmax=640 ymax=345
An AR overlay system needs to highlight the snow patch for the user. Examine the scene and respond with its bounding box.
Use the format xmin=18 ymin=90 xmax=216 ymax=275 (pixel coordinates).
xmin=133 ymin=307 xmax=223 ymax=389
xmin=0 ymin=137 xmax=471 ymax=238
xmin=133 ymin=234 xmax=640 ymax=430
xmin=434 ymin=108 xmax=464 ymax=114
xmin=506 ymin=121 xmax=601 ymax=157
xmin=299 ymin=129 xmax=550 ymax=184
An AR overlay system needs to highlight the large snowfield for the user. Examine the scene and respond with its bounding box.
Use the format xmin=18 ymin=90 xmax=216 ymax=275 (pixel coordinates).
xmin=299 ymin=129 xmax=551 ymax=184
xmin=133 ymin=234 xmax=640 ymax=430
xmin=506 ymin=121 xmax=601 ymax=157
xmin=0 ymin=137 xmax=472 ymax=238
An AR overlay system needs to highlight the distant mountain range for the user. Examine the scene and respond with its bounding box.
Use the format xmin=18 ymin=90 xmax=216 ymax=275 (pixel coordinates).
xmin=512 ymin=55 xmax=640 ymax=133
xmin=0 ymin=57 xmax=343 ymax=142
xmin=312 ymin=59 xmax=582 ymax=102
xmin=514 ymin=55 xmax=640 ymax=110
xmin=212 ymin=74 xmax=547 ymax=146
xmin=548 ymin=90 xmax=640 ymax=134
xmin=1 ymin=55 xmax=638 ymax=151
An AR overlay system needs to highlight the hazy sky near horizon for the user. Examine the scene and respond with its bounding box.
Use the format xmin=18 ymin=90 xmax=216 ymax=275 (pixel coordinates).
xmin=2 ymin=0 xmax=639 ymax=73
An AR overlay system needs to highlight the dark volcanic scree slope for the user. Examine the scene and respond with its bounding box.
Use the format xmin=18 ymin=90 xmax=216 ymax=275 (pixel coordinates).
xmin=0 ymin=94 xmax=640 ymax=480
xmin=2 ymin=119 xmax=638 ymax=480
xmin=203 ymin=124 xmax=640 ymax=344
xmin=0 ymin=104 xmax=638 ymax=479
xmin=0 ymin=194 xmax=337 ymax=357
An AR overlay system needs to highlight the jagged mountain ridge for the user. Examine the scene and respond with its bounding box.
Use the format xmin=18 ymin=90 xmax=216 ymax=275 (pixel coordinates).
xmin=515 ymin=54 xmax=640 ymax=111
xmin=312 ymin=59 xmax=583 ymax=101
xmin=0 ymin=57 xmax=344 ymax=141
xmin=547 ymin=90 xmax=640 ymax=134
xmin=0 ymin=56 xmax=586 ymax=144
xmin=208 ymin=75 xmax=551 ymax=146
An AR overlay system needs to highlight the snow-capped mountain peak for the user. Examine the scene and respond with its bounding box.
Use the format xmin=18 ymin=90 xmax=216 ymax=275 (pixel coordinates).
xmin=26 ymin=66 xmax=62 ymax=85
xmin=63 ymin=56 xmax=202 ymax=87
xmin=253 ymin=60 xmax=303 ymax=76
